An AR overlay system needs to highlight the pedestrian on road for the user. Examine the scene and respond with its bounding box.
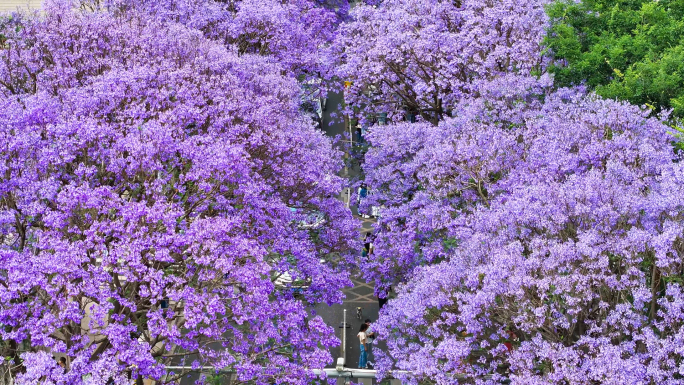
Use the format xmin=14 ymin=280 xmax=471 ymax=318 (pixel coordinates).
xmin=364 ymin=319 xmax=376 ymax=367
xmin=378 ymin=286 xmax=391 ymax=309
xmin=357 ymin=323 xmax=369 ymax=369
xmin=364 ymin=232 xmax=372 ymax=251
xmin=358 ymin=183 xmax=368 ymax=218
xmin=362 ymin=233 xmax=370 ymax=259
xmin=56 ymin=356 xmax=67 ymax=372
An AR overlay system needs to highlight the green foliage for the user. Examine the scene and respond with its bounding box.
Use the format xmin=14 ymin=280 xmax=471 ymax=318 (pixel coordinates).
xmin=545 ymin=0 xmax=684 ymax=117
xmin=205 ymin=374 xmax=224 ymax=385
xmin=442 ymin=237 xmax=459 ymax=252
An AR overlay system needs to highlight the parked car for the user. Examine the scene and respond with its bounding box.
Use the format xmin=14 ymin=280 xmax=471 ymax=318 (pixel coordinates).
xmin=300 ymin=96 xmax=323 ymax=129
xmin=273 ymin=258 xmax=327 ymax=299
xmin=300 ymin=78 xmax=327 ymax=128
xmin=289 ymin=206 xmax=326 ymax=229
xmin=271 ymin=208 xmax=328 ymax=296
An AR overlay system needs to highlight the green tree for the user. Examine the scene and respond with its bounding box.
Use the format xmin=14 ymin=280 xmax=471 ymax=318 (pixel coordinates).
xmin=545 ymin=0 xmax=684 ymax=117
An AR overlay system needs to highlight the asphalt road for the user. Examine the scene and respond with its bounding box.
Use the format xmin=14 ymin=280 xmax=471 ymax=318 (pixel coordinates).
xmin=314 ymin=91 xmax=382 ymax=372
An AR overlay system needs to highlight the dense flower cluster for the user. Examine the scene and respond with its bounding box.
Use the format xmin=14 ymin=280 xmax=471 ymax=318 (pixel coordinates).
xmin=345 ymin=2 xmax=684 ymax=382
xmin=366 ymin=88 xmax=684 ymax=383
xmin=3 ymin=0 xmax=684 ymax=382
xmin=88 ymin=0 xmax=342 ymax=77
xmin=0 ymin=3 xmax=357 ymax=383
xmin=332 ymin=0 xmax=548 ymax=125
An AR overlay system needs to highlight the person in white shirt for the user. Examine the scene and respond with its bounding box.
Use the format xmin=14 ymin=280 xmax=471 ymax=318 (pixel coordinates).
xmin=357 ymin=323 xmax=369 ymax=369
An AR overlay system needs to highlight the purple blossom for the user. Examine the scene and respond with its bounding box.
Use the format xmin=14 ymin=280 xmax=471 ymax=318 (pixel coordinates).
xmin=0 ymin=4 xmax=358 ymax=383
xmin=331 ymin=0 xmax=549 ymax=125
xmin=367 ymin=89 xmax=684 ymax=383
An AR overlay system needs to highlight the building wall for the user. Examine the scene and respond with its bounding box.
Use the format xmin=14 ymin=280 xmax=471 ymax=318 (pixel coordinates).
xmin=0 ymin=0 xmax=42 ymax=12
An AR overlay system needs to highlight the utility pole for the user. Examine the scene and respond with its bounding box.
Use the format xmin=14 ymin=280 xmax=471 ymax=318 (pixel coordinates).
xmin=342 ymin=308 xmax=347 ymax=362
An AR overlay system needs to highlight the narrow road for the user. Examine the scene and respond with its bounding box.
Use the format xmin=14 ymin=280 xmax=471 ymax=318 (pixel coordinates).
xmin=314 ymin=91 xmax=381 ymax=373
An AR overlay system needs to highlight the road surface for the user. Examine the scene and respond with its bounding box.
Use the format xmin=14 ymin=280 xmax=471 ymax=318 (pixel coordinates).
xmin=315 ymin=91 xmax=382 ymax=374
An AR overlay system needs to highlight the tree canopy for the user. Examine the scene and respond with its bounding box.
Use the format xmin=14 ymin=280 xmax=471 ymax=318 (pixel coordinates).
xmin=545 ymin=0 xmax=684 ymax=118
xmin=4 ymin=0 xmax=684 ymax=384
xmin=0 ymin=2 xmax=356 ymax=383
xmin=347 ymin=0 xmax=684 ymax=384
xmin=368 ymin=87 xmax=684 ymax=384
xmin=332 ymin=0 xmax=548 ymax=125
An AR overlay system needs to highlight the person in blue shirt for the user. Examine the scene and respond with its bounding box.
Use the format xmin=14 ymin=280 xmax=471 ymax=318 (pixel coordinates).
xmin=358 ymin=183 xmax=368 ymax=218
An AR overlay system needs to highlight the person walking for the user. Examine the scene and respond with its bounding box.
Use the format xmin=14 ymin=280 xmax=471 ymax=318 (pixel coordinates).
xmin=364 ymin=319 xmax=376 ymax=367
xmin=56 ymin=356 xmax=68 ymax=372
xmin=361 ymin=232 xmax=374 ymax=261
xmin=357 ymin=323 xmax=369 ymax=369
xmin=364 ymin=232 xmax=372 ymax=251
xmin=378 ymin=286 xmax=391 ymax=309
xmin=357 ymin=183 xmax=368 ymax=218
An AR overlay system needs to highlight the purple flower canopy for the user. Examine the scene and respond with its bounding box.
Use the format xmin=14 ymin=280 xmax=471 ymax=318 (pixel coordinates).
xmin=0 ymin=2 xmax=357 ymax=383
xmin=2 ymin=0 xmax=684 ymax=383
xmin=364 ymin=89 xmax=684 ymax=383
xmin=331 ymin=0 xmax=549 ymax=125
xmin=97 ymin=0 xmax=342 ymax=77
xmin=333 ymin=0 xmax=684 ymax=383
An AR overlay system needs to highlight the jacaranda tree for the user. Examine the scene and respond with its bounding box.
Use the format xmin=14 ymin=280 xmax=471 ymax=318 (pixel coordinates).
xmin=331 ymin=0 xmax=548 ymax=125
xmin=86 ymin=0 xmax=343 ymax=77
xmin=0 ymin=3 xmax=357 ymax=383
xmin=358 ymin=76 xmax=549 ymax=295
xmin=366 ymin=86 xmax=684 ymax=384
xmin=340 ymin=0 xmax=552 ymax=294
xmin=331 ymin=0 xmax=684 ymax=383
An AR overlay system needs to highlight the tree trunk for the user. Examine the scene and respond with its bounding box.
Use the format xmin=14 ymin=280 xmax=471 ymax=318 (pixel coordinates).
xmin=0 ymin=362 xmax=13 ymax=385
xmin=650 ymin=264 xmax=660 ymax=321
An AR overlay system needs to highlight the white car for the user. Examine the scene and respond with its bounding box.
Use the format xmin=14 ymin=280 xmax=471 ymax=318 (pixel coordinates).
xmin=273 ymin=258 xmax=327 ymax=298
xmin=289 ymin=206 xmax=326 ymax=229
xmin=300 ymin=97 xmax=323 ymax=128
xmin=300 ymin=79 xmax=327 ymax=128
